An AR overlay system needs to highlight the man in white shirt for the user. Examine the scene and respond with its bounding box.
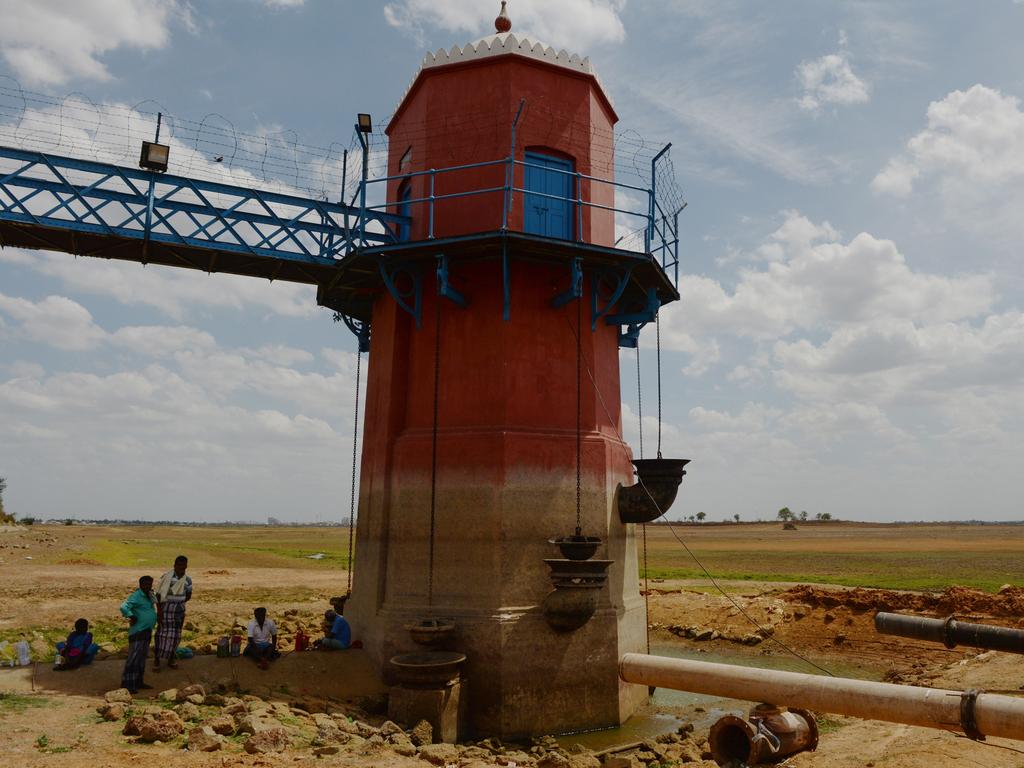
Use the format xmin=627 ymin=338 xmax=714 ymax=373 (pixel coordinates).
xmin=244 ymin=607 xmax=278 ymax=669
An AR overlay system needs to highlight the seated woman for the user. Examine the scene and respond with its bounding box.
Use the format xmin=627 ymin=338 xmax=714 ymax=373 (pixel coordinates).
xmin=56 ymin=618 xmax=100 ymax=670
xmin=319 ymin=609 xmax=351 ymax=650
xmin=243 ymin=607 xmax=279 ymax=670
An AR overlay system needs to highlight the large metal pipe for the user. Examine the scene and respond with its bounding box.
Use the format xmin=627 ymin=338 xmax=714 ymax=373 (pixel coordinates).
xmin=619 ymin=653 xmax=1024 ymax=742
xmin=875 ymin=612 xmax=1024 ymax=654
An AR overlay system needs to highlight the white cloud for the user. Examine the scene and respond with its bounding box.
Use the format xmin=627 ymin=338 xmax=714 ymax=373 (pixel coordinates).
xmin=660 ymin=211 xmax=994 ymax=353
xmin=796 ymin=53 xmax=870 ymax=112
xmin=383 ymin=0 xmax=627 ymax=51
xmin=0 ymin=0 xmax=190 ymax=86
xmin=0 ymin=293 xmax=106 ymax=351
xmin=873 ymin=84 xmax=1024 ymax=198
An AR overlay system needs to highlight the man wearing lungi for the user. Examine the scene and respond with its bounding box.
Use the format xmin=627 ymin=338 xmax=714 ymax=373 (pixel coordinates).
xmin=154 ymin=555 xmax=192 ymax=671
xmin=120 ymin=575 xmax=156 ymax=693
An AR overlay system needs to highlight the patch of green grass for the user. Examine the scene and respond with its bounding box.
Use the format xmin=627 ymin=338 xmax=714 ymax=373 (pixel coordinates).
xmin=0 ymin=620 xmax=126 ymax=661
xmin=641 ymin=549 xmax=1024 ymax=592
xmin=0 ymin=692 xmax=50 ymax=715
xmin=816 ymin=715 xmax=848 ymax=735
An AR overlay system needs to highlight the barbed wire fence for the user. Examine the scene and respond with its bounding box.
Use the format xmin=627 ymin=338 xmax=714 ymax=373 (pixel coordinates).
xmin=0 ymin=78 xmax=684 ymax=245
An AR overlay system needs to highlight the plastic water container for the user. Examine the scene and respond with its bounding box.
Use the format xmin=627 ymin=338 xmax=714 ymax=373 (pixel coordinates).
xmin=216 ymin=636 xmax=229 ymax=658
xmin=15 ymin=640 xmax=30 ymax=666
xmin=229 ymin=635 xmax=241 ymax=657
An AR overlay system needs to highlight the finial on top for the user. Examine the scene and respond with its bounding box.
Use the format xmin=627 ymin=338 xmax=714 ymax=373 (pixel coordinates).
xmin=495 ymin=1 xmax=512 ymax=33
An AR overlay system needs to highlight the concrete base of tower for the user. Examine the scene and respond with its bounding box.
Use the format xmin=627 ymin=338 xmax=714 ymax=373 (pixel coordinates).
xmin=355 ymin=597 xmax=648 ymax=739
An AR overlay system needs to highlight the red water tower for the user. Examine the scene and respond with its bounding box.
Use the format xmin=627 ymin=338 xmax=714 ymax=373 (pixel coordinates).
xmin=322 ymin=5 xmax=681 ymax=739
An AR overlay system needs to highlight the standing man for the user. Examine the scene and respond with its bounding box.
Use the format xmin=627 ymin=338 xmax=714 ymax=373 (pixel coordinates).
xmin=154 ymin=555 xmax=192 ymax=672
xmin=120 ymin=575 xmax=156 ymax=693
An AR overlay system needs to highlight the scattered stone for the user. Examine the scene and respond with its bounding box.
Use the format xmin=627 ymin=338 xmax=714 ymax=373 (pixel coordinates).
xmin=206 ymin=715 xmax=235 ymax=736
xmin=334 ymin=718 xmax=362 ymax=735
xmin=536 ymin=752 xmax=571 ymax=768
xmin=409 ymin=719 xmax=434 ymax=746
xmin=187 ymin=725 xmax=224 ymax=752
xmin=461 ymin=746 xmax=492 ymax=760
xmin=222 ymin=699 xmax=248 ymax=716
xmin=356 ymin=721 xmax=380 ymax=738
xmin=390 ymin=733 xmax=417 ymax=756
xmin=380 ymin=719 xmax=403 ymax=736
xmin=234 ymin=714 xmax=271 ymax=735
xmin=291 ymin=698 xmax=327 ymax=714
xmin=123 ymin=716 xmax=148 ymax=736
xmin=741 ymin=633 xmax=764 ymax=646
xmin=694 ymin=628 xmax=717 ymax=641
xmin=104 ymin=688 xmax=132 ymax=704
xmin=312 ymin=723 xmax=347 ymax=747
xmin=158 ymin=688 xmax=178 ymax=702
xmin=834 ymin=632 xmax=847 ymax=645
xmin=313 ymin=745 xmax=341 ymax=756
xmin=174 ymin=683 xmax=205 ymax=702
xmin=567 ymin=753 xmax=600 ymax=768
xmin=96 ymin=702 xmax=125 ymax=721
xmin=418 ymin=743 xmax=460 ymax=765
xmin=823 ymin=612 xmax=836 ymax=624
xmin=244 ymin=728 xmax=291 ymax=754
xmin=139 ymin=714 xmax=184 ymax=743
xmin=175 ymin=702 xmax=201 ymax=721
xmin=204 ymin=693 xmax=227 ymax=707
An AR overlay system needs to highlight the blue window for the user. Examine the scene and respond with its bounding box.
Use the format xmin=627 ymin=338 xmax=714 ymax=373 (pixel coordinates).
xmin=524 ymin=151 xmax=574 ymax=240
xmin=398 ymin=180 xmax=412 ymax=242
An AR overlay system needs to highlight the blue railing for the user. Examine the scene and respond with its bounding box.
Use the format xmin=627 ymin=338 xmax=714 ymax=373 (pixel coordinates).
xmin=0 ymin=146 xmax=404 ymax=270
xmin=357 ymin=155 xmax=681 ymax=286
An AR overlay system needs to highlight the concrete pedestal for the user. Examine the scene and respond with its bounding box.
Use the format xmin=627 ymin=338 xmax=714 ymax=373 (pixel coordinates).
xmin=389 ymin=682 xmax=463 ymax=744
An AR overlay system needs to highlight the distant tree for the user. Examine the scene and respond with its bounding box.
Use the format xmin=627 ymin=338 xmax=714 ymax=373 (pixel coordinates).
xmin=19 ymin=516 xmax=34 ymax=526
xmin=820 ymin=512 xmax=833 ymax=521
xmin=799 ymin=510 xmax=808 ymax=521
xmin=696 ymin=512 xmax=706 ymax=523
xmin=268 ymin=516 xmax=283 ymax=526
xmin=815 ymin=512 xmax=823 ymax=520
xmin=733 ymin=514 xmax=741 ymax=523
xmin=63 ymin=518 xmax=74 ymax=526
xmin=777 ymin=507 xmax=793 ymax=522
xmin=0 ymin=477 xmax=11 ymax=524
xmin=687 ymin=515 xmax=696 ymax=523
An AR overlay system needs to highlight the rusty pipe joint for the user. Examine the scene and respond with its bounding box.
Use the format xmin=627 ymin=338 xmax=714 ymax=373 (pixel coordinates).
xmin=616 ymin=458 xmax=690 ymax=524
xmin=709 ymin=704 xmax=818 ymax=766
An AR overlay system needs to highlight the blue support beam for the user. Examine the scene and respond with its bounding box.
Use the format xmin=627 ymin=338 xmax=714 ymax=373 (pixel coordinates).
xmin=436 ymin=254 xmax=468 ymax=308
xmin=0 ymin=146 xmax=408 ymax=276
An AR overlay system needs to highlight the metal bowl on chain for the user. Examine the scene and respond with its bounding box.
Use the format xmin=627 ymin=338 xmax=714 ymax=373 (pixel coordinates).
xmin=390 ymin=651 xmax=466 ymax=687
xmin=549 ymin=534 xmax=602 ymax=561
xmin=406 ymin=618 xmax=456 ymax=647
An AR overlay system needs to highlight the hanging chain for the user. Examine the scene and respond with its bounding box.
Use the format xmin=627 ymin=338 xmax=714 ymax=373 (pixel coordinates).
xmin=642 ymin=521 xmax=651 ymax=654
xmin=428 ymin=292 xmax=442 ymax=607
xmin=635 ymin=344 xmax=643 ymax=460
xmin=575 ymin=292 xmax=583 ymax=536
xmin=656 ymin=314 xmax=663 ymax=459
xmin=346 ymin=348 xmax=362 ymax=596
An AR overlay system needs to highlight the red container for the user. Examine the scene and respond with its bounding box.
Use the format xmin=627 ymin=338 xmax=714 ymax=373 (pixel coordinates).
xmin=294 ymin=630 xmax=308 ymax=652
xmin=229 ymin=634 xmax=242 ymax=657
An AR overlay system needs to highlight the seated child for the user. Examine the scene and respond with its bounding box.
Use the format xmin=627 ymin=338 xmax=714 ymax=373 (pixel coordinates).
xmin=243 ymin=607 xmax=279 ymax=669
xmin=56 ymin=618 xmax=100 ymax=670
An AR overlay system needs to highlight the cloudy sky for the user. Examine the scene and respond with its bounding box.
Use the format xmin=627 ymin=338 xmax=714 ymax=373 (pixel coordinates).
xmin=1 ymin=0 xmax=1023 ymax=523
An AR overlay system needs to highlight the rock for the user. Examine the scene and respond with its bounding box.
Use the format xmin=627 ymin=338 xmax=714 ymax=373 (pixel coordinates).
xmin=694 ymin=628 xmax=716 ymax=641
xmin=390 ymin=733 xmax=418 ymax=756
xmin=234 ymin=714 xmax=271 ymax=735
xmin=104 ymin=688 xmax=133 ymax=704
xmin=536 ymin=752 xmax=571 ymax=768
xmin=222 ymin=699 xmax=248 ymax=715
xmin=187 ymin=725 xmax=224 ymax=752
xmin=186 ymin=693 xmax=205 ymax=705
xmin=418 ymin=743 xmax=460 ymax=765
xmin=312 ymin=723 xmax=348 ymax=747
xmin=461 ymin=746 xmax=492 ymax=760
xmin=96 ymin=702 xmax=125 ymax=721
xmin=244 ymin=728 xmax=291 ymax=754
xmin=291 ymin=698 xmax=327 ymax=714
xmin=174 ymin=702 xmax=201 ymax=721
xmin=311 ymin=713 xmax=336 ymax=729
xmin=205 ymin=693 xmax=227 ymax=707
xmin=334 ymin=718 xmax=362 ymax=735
xmin=567 ymin=753 xmax=600 ymax=768
xmin=380 ymin=719 xmax=403 ymax=736
xmin=206 ymin=715 xmax=235 ymax=736
xmin=410 ymin=719 xmax=434 ymax=746
xmin=741 ymin=633 xmax=764 ymax=646
xmin=139 ymin=716 xmax=184 ymax=743
xmin=176 ymin=683 xmax=205 ymax=702
xmin=601 ymin=757 xmax=643 ymax=768
xmin=313 ymin=745 xmax=341 ymax=756
xmin=356 ymin=722 xmax=380 ymax=738
xmin=158 ymin=688 xmax=178 ymax=702
xmin=122 ymin=716 xmax=148 ymax=736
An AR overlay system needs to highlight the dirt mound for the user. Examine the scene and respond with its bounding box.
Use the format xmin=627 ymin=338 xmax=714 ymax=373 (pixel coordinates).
xmin=782 ymin=584 xmax=1024 ymax=619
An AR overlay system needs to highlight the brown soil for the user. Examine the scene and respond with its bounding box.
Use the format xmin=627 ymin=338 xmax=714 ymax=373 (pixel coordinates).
xmin=1 ymin=525 xmax=1023 ymax=767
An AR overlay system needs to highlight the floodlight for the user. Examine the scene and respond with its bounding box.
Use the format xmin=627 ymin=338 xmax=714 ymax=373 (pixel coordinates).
xmin=357 ymin=113 xmax=373 ymax=134
xmin=139 ymin=141 xmax=170 ymax=173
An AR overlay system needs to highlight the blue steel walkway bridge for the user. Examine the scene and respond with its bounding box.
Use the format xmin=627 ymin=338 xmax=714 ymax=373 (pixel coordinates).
xmin=0 ymin=145 xmax=681 ymax=348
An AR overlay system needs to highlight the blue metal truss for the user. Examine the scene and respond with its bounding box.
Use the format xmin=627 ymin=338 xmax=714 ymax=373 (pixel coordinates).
xmin=0 ymin=146 xmax=406 ymax=271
